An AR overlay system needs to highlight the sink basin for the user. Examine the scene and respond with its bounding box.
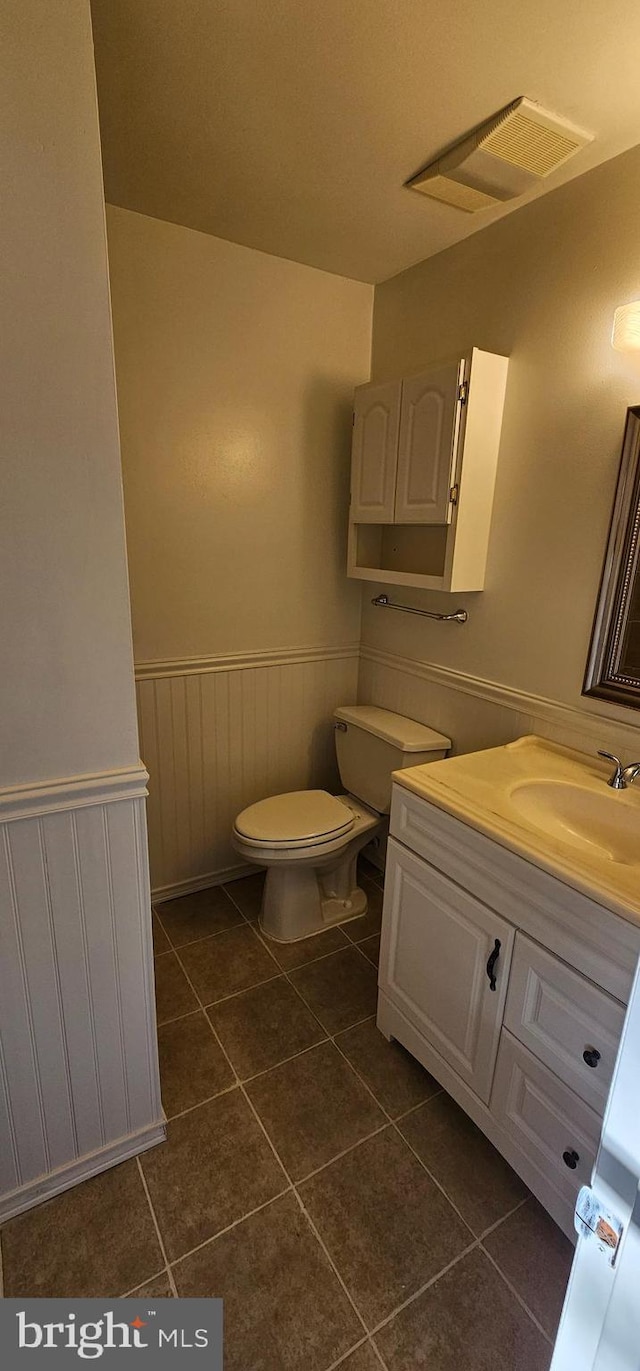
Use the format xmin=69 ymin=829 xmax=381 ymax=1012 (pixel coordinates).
xmin=509 ymin=780 xmax=640 ymax=865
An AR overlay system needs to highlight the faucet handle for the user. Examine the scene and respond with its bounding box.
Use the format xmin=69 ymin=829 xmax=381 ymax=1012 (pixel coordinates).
xmin=598 ymin=751 xmax=625 ymax=789
xmin=598 ymin=750 xmax=621 ymax=767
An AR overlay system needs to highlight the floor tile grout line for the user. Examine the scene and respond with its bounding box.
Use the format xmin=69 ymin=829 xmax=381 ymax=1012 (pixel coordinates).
xmin=236 ymin=1077 xmax=370 ymax=1340
xmin=352 ymin=938 xmax=382 ymax=969
xmin=194 ymin=922 xmax=375 ymax=1342
xmin=163 ymin=1079 xmax=240 ymax=1124
xmin=121 ymin=1264 xmax=171 ymax=1299
xmin=200 ymin=971 xmax=287 ymax=1010
xmin=281 ymin=955 xmax=380 ymax=1048
xmin=135 ymin=1157 xmax=179 ymax=1299
xmin=158 ymin=936 xmax=327 ymax=1304
xmin=370 ymin=1338 xmax=390 ymax=1370
xmin=155 ymin=884 xmax=240 ymax=922
xmin=480 ymin=1240 xmax=555 ymax=1347
xmin=169 ymin=1186 xmax=294 ymax=1276
xmin=366 ymin=1236 xmax=481 ymax=1341
xmin=296 ymin=1123 xmax=391 ymax=1186
xmin=290 ymin=1186 xmax=370 ymax=1342
xmin=238 ymin=1034 xmax=331 ymax=1084
xmin=329 ymin=1035 xmax=394 ymax=1125
xmin=252 ymin=928 xmax=359 ymax=976
xmin=321 ymin=1333 xmax=372 ymax=1371
xmin=153 ymin=919 xmax=247 ymax=956
xmin=171 ymin=943 xmax=242 ymax=1089
xmin=389 ymin=1119 xmax=477 ymax=1241
xmin=478 ymin=1194 xmax=530 ymax=1241
xmin=391 ymin=1089 xmax=444 ymax=1124
xmin=219 ymin=883 xmax=260 ymax=923
xmin=324 ymin=1020 xmax=489 ymax=1246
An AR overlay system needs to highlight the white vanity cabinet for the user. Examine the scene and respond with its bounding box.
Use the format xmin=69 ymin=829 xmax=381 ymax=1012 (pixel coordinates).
xmin=381 ymin=839 xmax=514 ymax=1103
xmin=348 ymin=348 xmax=508 ymax=592
xmin=378 ymin=782 xmax=640 ymax=1240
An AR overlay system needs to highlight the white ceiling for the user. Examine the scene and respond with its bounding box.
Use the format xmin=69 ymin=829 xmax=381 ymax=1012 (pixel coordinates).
xmin=91 ymin=0 xmax=640 ymax=283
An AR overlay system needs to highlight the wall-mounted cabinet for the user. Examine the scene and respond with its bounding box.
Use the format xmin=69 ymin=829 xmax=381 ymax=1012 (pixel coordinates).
xmin=347 ymin=348 xmax=508 ymax=592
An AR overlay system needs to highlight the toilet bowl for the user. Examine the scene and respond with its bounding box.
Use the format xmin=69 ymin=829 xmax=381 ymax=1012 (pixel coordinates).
xmin=232 ymin=705 xmax=451 ymax=943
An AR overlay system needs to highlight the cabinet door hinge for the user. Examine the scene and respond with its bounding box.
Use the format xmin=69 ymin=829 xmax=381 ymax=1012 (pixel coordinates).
xmin=458 ymin=380 xmax=468 ymax=404
xmin=449 ymin=483 xmax=459 ymax=506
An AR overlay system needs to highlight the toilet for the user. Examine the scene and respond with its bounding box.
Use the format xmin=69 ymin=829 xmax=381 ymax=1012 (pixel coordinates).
xmin=232 ymin=705 xmax=451 ymax=942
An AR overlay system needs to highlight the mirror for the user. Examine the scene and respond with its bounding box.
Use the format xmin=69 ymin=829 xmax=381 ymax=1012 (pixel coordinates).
xmin=584 ymin=405 xmax=640 ymax=709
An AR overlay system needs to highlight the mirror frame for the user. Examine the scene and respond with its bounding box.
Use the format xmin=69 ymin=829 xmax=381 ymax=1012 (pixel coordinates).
xmin=583 ymin=405 xmax=640 ymax=709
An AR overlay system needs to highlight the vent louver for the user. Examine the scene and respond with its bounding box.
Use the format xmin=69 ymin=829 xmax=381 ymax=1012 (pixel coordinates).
xmin=407 ymin=98 xmax=593 ymax=213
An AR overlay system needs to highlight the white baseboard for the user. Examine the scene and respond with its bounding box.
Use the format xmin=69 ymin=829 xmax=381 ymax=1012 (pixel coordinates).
xmin=151 ymin=862 xmax=257 ymax=904
xmin=0 ymin=1120 xmax=166 ymax=1224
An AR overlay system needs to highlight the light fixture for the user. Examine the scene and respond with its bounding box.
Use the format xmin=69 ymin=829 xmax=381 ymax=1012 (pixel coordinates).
xmin=612 ymin=301 xmax=640 ymax=353
xmin=407 ymin=97 xmax=593 ymax=214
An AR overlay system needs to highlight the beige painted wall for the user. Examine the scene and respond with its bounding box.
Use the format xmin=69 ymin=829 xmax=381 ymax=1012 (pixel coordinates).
xmin=1 ymin=0 xmax=140 ymax=786
xmin=362 ymin=143 xmax=640 ymax=724
xmin=106 ymin=207 xmax=373 ymax=663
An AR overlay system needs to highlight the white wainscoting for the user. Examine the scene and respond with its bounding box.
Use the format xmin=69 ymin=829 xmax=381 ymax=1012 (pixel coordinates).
xmin=135 ymin=645 xmax=360 ymax=901
xmin=0 ymin=765 xmax=164 ymax=1222
xmin=358 ymin=646 xmax=640 ymax=761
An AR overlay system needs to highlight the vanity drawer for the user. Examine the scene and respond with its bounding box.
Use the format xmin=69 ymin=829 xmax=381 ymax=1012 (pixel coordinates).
xmin=504 ymin=935 xmax=625 ymax=1116
xmin=491 ymin=1031 xmax=600 ymax=1209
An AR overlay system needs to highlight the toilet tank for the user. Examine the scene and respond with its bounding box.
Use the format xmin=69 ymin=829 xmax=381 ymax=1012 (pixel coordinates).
xmin=333 ymin=705 xmax=451 ymax=814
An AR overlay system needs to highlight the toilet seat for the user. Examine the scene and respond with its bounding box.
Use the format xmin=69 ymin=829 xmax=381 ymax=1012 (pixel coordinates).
xmin=234 ymin=789 xmax=355 ymax=851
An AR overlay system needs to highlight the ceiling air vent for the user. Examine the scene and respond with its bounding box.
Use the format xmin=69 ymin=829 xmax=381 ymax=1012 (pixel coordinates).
xmin=407 ymin=98 xmax=593 ymax=213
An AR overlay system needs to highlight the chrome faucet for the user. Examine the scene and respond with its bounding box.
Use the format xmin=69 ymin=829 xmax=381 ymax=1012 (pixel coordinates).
xmin=598 ymin=751 xmax=640 ymax=790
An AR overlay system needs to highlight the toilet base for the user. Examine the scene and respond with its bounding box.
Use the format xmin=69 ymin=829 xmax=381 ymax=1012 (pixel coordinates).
xmin=258 ymin=816 xmax=378 ymax=943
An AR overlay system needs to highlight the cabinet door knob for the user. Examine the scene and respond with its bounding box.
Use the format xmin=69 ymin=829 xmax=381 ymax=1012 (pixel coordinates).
xmin=562 ymin=1149 xmax=579 ymax=1170
xmin=583 ymin=1047 xmax=601 ymax=1069
xmin=486 ymin=938 xmax=501 ymax=992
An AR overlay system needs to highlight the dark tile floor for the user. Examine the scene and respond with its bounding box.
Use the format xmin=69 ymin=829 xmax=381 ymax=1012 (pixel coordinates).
xmin=0 ymin=859 xmax=571 ymax=1369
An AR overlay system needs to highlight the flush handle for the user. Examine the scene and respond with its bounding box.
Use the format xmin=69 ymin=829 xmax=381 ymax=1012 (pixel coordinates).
xmin=583 ymin=1047 xmax=601 ymax=1069
xmin=334 ymin=721 xmax=348 ymax=732
xmin=486 ymin=938 xmax=501 ymax=992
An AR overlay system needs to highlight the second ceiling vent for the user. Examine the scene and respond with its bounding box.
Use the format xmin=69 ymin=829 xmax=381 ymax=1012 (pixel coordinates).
xmin=407 ymin=98 xmax=593 ymax=212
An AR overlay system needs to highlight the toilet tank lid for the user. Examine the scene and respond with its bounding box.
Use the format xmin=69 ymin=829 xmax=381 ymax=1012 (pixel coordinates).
xmin=334 ymin=706 xmax=451 ymax=753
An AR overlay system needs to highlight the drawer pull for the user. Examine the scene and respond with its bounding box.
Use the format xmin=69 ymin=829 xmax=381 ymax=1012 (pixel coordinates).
xmin=563 ymin=1148 xmax=580 ymax=1170
xmin=486 ymin=938 xmax=501 ymax=992
xmin=583 ymin=1047 xmax=601 ymax=1069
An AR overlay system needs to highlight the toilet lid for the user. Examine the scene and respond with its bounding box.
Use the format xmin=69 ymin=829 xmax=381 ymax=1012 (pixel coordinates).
xmin=234 ymin=790 xmax=355 ymax=848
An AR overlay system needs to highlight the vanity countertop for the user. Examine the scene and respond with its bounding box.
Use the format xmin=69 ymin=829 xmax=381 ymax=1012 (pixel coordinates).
xmin=393 ymin=735 xmax=640 ymax=925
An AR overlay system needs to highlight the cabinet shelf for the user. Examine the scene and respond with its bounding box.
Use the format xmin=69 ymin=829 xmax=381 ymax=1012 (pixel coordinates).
xmin=347 ymin=348 xmax=508 ymax=593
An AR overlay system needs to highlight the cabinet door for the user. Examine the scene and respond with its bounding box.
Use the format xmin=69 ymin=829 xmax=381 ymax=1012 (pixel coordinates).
xmin=379 ymin=838 xmax=514 ymax=1103
xmin=350 ymin=379 xmax=401 ymax=523
xmin=394 ymin=360 xmax=463 ymax=524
